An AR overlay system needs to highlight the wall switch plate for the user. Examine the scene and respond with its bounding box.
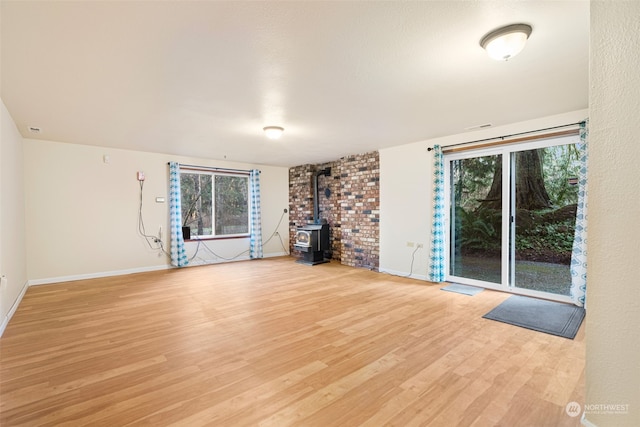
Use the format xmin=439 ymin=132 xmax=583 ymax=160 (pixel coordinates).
xmin=155 ymin=197 xmax=165 ymax=203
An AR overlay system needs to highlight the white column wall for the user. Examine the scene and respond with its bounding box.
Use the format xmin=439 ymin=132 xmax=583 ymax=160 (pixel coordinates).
xmin=0 ymin=100 xmax=28 ymax=334
xmin=584 ymin=1 xmax=640 ymax=425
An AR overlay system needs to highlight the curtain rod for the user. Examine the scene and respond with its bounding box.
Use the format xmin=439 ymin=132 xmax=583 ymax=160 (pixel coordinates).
xmin=167 ymin=162 xmax=258 ymax=174
xmin=427 ymin=121 xmax=584 ymax=152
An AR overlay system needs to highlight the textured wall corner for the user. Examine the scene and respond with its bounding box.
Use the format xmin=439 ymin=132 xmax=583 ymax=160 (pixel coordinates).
xmin=585 ymin=2 xmax=640 ymax=426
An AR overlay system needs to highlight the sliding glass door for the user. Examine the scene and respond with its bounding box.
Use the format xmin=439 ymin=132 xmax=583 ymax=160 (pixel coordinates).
xmin=445 ymin=135 xmax=581 ymax=301
xmin=449 ymin=153 xmax=503 ymax=285
xmin=511 ymin=145 xmax=581 ymax=296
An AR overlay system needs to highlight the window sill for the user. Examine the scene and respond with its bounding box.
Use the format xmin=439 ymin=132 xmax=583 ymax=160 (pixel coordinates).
xmin=185 ymin=235 xmax=250 ymax=242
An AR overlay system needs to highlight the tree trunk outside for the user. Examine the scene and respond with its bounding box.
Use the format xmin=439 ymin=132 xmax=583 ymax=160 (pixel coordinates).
xmin=197 ymin=175 xmax=204 ymax=235
xmin=482 ymin=156 xmax=502 ymax=210
xmin=480 ymin=149 xmax=551 ymax=211
xmin=515 ymin=150 xmax=551 ymax=210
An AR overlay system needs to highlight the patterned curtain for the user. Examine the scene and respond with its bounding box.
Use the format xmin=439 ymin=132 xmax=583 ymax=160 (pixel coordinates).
xmin=249 ymin=169 xmax=263 ymax=259
xmin=570 ymin=121 xmax=588 ymax=306
xmin=169 ymin=162 xmax=189 ymax=267
xmin=428 ymin=145 xmax=446 ymax=282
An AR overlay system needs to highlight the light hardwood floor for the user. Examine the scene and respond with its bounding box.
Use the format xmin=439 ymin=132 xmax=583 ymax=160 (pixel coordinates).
xmin=0 ymin=257 xmax=585 ymax=426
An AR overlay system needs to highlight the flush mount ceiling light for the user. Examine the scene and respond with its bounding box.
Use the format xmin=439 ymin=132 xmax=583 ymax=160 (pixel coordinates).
xmin=263 ymin=126 xmax=284 ymax=140
xmin=480 ymin=23 xmax=532 ymax=61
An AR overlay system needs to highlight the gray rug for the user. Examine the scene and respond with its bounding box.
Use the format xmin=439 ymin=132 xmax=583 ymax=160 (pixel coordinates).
xmin=441 ymin=283 xmax=484 ymax=296
xmin=483 ymin=295 xmax=585 ymax=339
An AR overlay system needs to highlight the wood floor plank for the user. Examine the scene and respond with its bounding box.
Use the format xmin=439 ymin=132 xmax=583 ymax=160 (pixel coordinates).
xmin=0 ymin=257 xmax=585 ymax=426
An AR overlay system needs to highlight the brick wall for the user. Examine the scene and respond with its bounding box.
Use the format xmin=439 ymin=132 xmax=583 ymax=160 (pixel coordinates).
xmin=288 ymin=161 xmax=341 ymax=261
xmin=288 ymin=151 xmax=379 ymax=270
xmin=339 ymin=152 xmax=380 ymax=270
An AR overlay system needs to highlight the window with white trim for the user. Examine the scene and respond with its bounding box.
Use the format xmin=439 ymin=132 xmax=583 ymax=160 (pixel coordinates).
xmin=180 ymin=169 xmax=249 ymax=239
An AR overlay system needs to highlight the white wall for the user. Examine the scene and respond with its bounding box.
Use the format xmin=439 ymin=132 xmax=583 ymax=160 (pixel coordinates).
xmin=379 ymin=109 xmax=588 ymax=279
xmin=585 ymin=2 xmax=640 ymax=426
xmin=23 ymin=139 xmax=289 ymax=283
xmin=379 ymin=140 xmax=431 ymax=279
xmin=0 ymin=100 xmax=28 ymax=333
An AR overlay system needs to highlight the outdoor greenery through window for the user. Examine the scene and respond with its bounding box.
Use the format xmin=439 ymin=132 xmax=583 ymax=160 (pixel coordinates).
xmin=180 ymin=170 xmax=249 ymax=238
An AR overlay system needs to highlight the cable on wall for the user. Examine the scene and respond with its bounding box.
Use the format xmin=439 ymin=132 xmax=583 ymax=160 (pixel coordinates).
xmin=406 ymin=246 xmax=420 ymax=278
xmin=138 ymin=180 xmax=162 ymax=250
xmin=138 ymin=173 xmax=287 ymax=264
xmin=183 ymin=208 xmax=290 ymax=263
xmin=138 ymin=180 xmax=171 ymax=260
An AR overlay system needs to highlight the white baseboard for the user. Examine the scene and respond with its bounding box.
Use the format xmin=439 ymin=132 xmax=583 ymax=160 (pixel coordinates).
xmin=378 ymin=268 xmax=428 ymax=281
xmin=28 ymin=264 xmax=172 ymax=287
xmin=28 ymin=252 xmax=288 ymax=286
xmin=185 ymin=257 xmax=250 ymax=266
xmin=0 ymin=280 xmax=29 ymax=337
xmin=264 ymin=251 xmax=289 ymax=258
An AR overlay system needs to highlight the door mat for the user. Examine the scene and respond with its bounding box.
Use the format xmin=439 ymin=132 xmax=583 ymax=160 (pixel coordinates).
xmin=441 ymin=283 xmax=484 ymax=296
xmin=483 ymin=295 xmax=585 ymax=339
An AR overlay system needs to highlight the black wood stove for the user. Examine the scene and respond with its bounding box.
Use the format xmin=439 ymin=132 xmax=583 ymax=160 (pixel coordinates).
xmin=294 ymin=167 xmax=332 ymax=265
xmin=294 ymin=223 xmax=330 ymax=265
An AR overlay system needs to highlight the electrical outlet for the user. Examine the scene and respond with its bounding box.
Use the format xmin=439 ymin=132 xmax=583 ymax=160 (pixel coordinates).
xmin=417 ymin=243 xmax=424 ymax=249
xmin=137 ymin=171 xmax=145 ymax=181
xmin=406 ymin=242 xmax=414 ymax=247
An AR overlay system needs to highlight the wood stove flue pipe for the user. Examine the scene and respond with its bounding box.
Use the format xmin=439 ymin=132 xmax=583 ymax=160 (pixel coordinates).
xmin=313 ymin=167 xmax=332 ymax=224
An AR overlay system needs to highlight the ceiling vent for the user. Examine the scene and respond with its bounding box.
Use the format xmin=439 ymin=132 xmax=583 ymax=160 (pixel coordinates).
xmin=27 ymin=126 xmax=42 ymax=134
xmin=465 ymin=123 xmax=493 ymax=131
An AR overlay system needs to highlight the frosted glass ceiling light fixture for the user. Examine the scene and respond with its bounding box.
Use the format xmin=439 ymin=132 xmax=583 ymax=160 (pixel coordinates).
xmin=263 ymin=126 xmax=284 ymax=139
xmin=480 ymin=24 xmax=532 ymax=61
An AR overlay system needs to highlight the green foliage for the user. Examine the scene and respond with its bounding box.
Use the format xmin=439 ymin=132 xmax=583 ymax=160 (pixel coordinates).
xmin=452 ymin=144 xmax=580 ymax=209
xmin=540 ymin=144 xmax=580 ymax=207
xmin=455 ymin=206 xmax=576 ymax=263
xmin=181 ymin=173 xmax=249 ymax=236
xmin=214 ymin=175 xmax=248 ymax=235
xmin=452 ymin=155 xmax=500 ymax=212
xmin=455 ymin=207 xmax=501 ymax=251
xmin=181 ymin=173 xmax=212 ymax=233
xmin=515 ymin=214 xmax=575 ymax=263
xmin=452 ymin=142 xmax=580 ymax=264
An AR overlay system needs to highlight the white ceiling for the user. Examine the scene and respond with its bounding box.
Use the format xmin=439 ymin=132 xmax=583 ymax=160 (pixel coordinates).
xmin=1 ymin=1 xmax=588 ymax=167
